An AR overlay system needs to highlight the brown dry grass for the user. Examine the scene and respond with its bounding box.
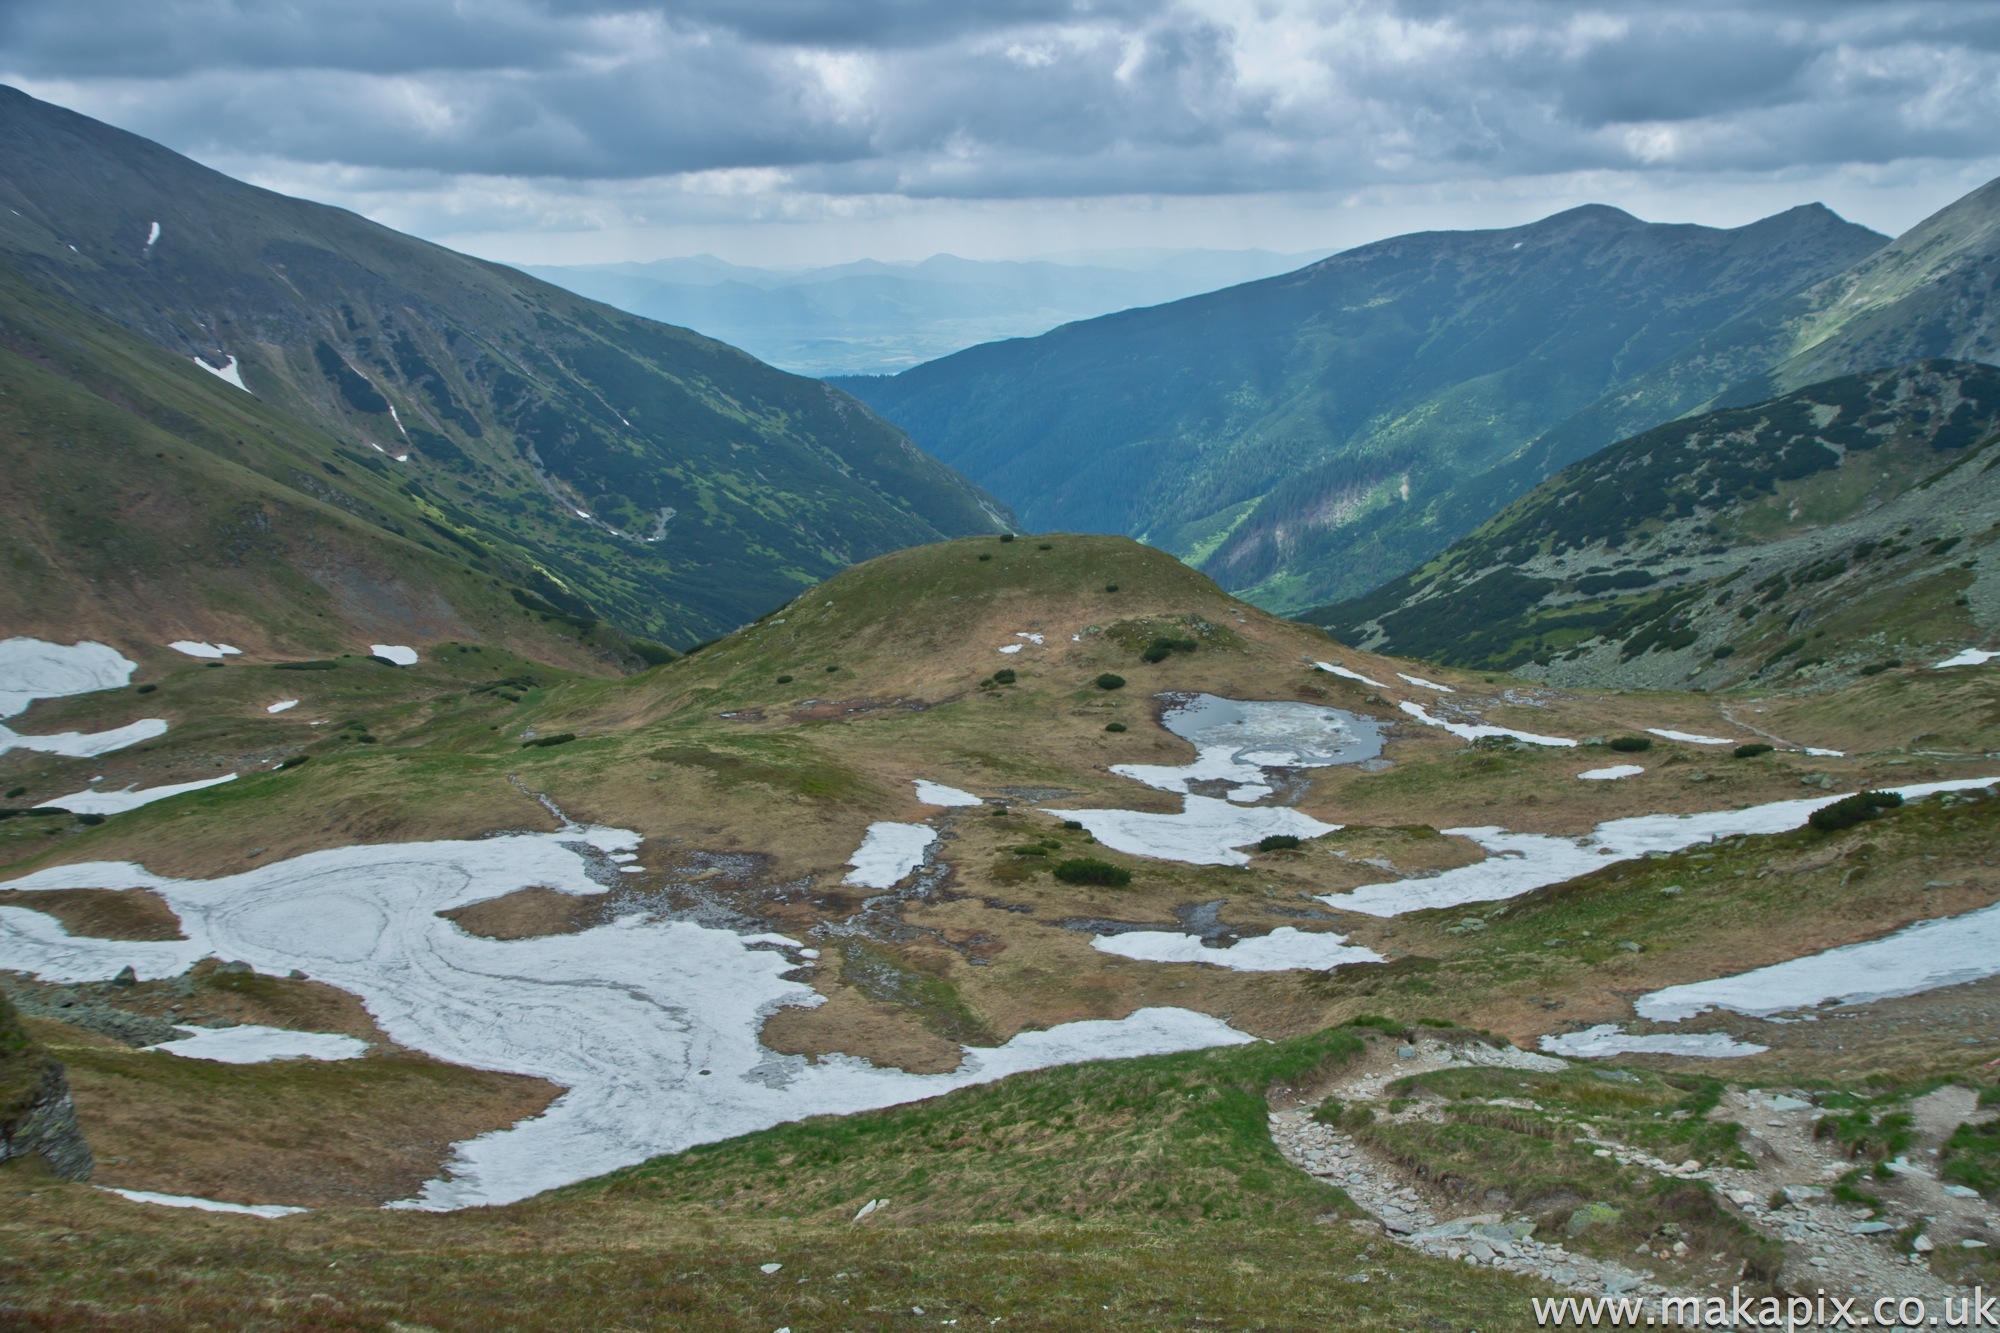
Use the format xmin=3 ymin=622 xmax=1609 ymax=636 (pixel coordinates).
xmin=0 ymin=887 xmax=184 ymax=940
xmin=436 ymin=885 xmax=596 ymax=940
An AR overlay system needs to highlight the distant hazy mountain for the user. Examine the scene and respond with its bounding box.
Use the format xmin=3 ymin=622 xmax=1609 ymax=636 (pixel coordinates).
xmin=0 ymin=86 xmax=1007 ymax=654
xmin=839 ymin=204 xmax=1887 ymax=611
xmin=523 ymin=249 xmax=1333 ymax=377
xmin=1310 ymin=360 xmax=2000 ymax=689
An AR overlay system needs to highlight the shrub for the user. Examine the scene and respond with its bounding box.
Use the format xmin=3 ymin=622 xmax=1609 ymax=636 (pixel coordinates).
xmin=1000 ymin=533 xmax=1016 ymax=543
xmin=776 ymin=674 xmax=794 ymax=684
xmin=992 ymin=668 xmax=1016 ymax=684
xmin=275 ymin=755 xmax=311 ymax=771
xmin=1141 ymin=635 xmax=1199 ymax=663
xmin=1859 ymin=660 xmax=1901 ymax=676
xmin=76 ymin=813 xmax=106 ymax=826
xmin=521 ymin=733 xmax=577 ymax=749
xmin=1053 ymin=857 xmax=1131 ymax=887
xmin=1608 ymin=735 xmax=1654 ymax=752
xmin=1809 ymin=790 xmax=1902 ymax=833
xmin=1257 ymin=834 xmax=1303 ymax=852
xmin=1104 ymin=722 xmax=1127 ymax=732
xmin=3 ymin=787 xmax=21 ymax=798
xmin=135 ymin=683 xmax=157 ymax=694
xmin=978 ymin=553 xmax=993 ymax=562
xmin=274 ymin=660 xmax=339 ymax=671
xmin=1062 ymin=820 xmax=1083 ymax=830
xmin=1038 ymin=543 xmax=1052 ymax=550
xmin=1733 ymin=743 xmax=1773 ymax=759
xmin=1094 ymin=673 xmax=1126 ymax=691
xmin=1011 ymin=845 xmax=1049 ymax=857
xmin=825 ymin=665 xmax=840 ymax=673
xmin=1711 ymin=644 xmax=1735 ymax=659
xmin=1104 ymin=584 xmax=1120 ymax=592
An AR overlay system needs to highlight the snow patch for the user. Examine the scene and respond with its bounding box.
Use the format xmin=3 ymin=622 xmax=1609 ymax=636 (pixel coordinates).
xmin=844 ymin=822 xmax=935 ymax=887
xmin=267 ymin=699 xmax=298 ymax=714
xmin=1320 ymin=778 xmax=2000 ymax=917
xmin=1314 ymin=660 xmax=1387 ymax=689
xmin=1093 ymin=925 xmax=1381 ymax=972
xmin=1646 ymin=728 xmax=1735 ymax=745
xmin=0 ymin=638 xmax=137 ymax=718
xmin=1636 ymin=896 xmax=2000 ymax=1022
xmin=997 ymin=643 xmax=1023 ymax=654
xmin=1396 ymin=672 xmax=1453 ymax=692
xmin=0 ymin=834 xmax=1254 ymax=1209
xmin=144 ymin=221 xmax=160 ymax=248
xmin=1934 ymin=648 xmax=1999 ymax=669
xmin=370 ymin=644 xmax=419 ymax=666
xmin=102 ymin=1188 xmax=304 ymax=1219
xmin=169 ymin=641 xmax=240 ymax=659
xmin=1539 ymin=1025 xmax=1767 ymax=1059
xmin=1051 ymin=797 xmax=1336 ymax=868
xmin=1578 ymin=765 xmax=1645 ymax=781
xmin=1399 ymin=701 xmax=1576 ymax=747
xmin=150 ymin=1024 xmax=368 ymax=1064
xmin=912 ymin=779 xmax=982 ymax=807
xmin=192 ymin=356 xmax=248 ymax=392
xmin=44 ymin=774 xmax=237 ymax=814
xmin=0 ymin=718 xmax=169 ymax=759
xmin=1014 ymin=632 xmax=1044 ymax=644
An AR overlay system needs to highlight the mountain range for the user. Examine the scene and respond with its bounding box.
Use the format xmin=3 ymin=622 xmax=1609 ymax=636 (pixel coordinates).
xmin=524 ymin=249 xmax=1333 ymax=378
xmin=0 ymin=85 xmax=1006 ymax=658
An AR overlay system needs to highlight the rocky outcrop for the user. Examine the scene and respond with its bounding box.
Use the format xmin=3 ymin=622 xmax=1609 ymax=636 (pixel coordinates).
xmin=0 ymin=994 xmax=92 ymax=1181
xmin=0 ymin=1061 xmax=93 ymax=1181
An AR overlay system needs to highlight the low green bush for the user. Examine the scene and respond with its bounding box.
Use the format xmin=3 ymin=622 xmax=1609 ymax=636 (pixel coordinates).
xmin=1809 ymin=790 xmax=1902 ymax=833
xmin=1104 ymin=722 xmax=1127 ymax=732
xmin=1732 ymin=743 xmax=1773 ymax=759
xmin=1608 ymin=735 xmax=1654 ymax=752
xmin=1257 ymin=834 xmax=1303 ymax=852
xmin=992 ymin=668 xmax=1016 ymax=684
xmin=1000 ymin=533 xmax=1016 ymax=543
xmin=977 ymin=553 xmax=993 ymax=562
xmin=274 ymin=660 xmax=339 ymax=671
xmin=521 ymin=733 xmax=577 ymax=749
xmin=1094 ymin=673 xmax=1126 ymax=691
xmin=1104 ymin=584 xmax=1120 ymax=593
xmin=1053 ymin=858 xmax=1131 ymax=887
xmin=1062 ymin=820 xmax=1084 ymax=831
xmin=1141 ymin=636 xmax=1199 ymax=663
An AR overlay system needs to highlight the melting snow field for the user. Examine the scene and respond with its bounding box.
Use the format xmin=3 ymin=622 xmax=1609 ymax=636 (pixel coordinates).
xmin=913 ymin=779 xmax=982 ymax=807
xmin=1092 ymin=926 xmax=1382 ymax=972
xmin=170 ymin=641 xmax=241 ymax=659
xmin=1635 ymin=898 xmax=2000 ymax=1023
xmin=0 ymin=829 xmax=1254 ymax=1209
xmin=0 ymin=638 xmax=166 ymax=760
xmin=0 ymin=638 xmax=137 ymax=716
xmin=1396 ymin=672 xmax=1453 ymax=692
xmin=1647 ymin=728 xmax=1735 ymax=745
xmin=844 ymin=822 xmax=937 ymax=887
xmin=1539 ymin=1025 xmax=1768 ymax=1059
xmin=1934 ymin=648 xmax=1998 ymax=669
xmin=151 ymin=1024 xmax=368 ymax=1064
xmin=1398 ymin=700 xmax=1577 ymax=747
xmin=44 ymin=774 xmax=238 ymax=814
xmin=1578 ymin=765 xmax=1645 ymax=781
xmin=103 ymin=1188 xmax=305 ymax=1219
xmin=1048 ymin=695 xmax=1378 ymax=864
xmin=370 ymin=645 xmax=419 ymax=666
xmin=267 ymin=699 xmax=299 ymax=714
xmin=1320 ymin=778 xmax=2000 ymax=918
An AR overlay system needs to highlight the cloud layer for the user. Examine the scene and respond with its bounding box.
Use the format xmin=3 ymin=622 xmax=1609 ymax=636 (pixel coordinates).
xmin=6 ymin=1 xmax=1998 ymax=258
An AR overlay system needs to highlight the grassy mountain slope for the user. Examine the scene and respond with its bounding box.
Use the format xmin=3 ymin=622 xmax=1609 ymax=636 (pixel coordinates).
xmin=1501 ymin=175 xmax=2000 ymax=510
xmin=1311 ymin=360 xmax=2000 ymax=687
xmin=838 ymin=204 xmax=1884 ymax=610
xmin=0 ymin=86 xmax=1007 ymax=650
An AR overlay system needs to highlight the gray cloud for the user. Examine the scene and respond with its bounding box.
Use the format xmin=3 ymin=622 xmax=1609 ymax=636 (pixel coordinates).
xmin=4 ymin=0 xmax=1997 ymax=202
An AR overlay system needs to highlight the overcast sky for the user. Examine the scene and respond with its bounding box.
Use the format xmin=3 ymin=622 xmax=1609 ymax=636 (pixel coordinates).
xmin=6 ymin=0 xmax=1999 ymax=266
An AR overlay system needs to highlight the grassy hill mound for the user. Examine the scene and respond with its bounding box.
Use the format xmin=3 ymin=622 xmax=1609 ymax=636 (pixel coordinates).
xmin=1311 ymin=360 xmax=2000 ymax=687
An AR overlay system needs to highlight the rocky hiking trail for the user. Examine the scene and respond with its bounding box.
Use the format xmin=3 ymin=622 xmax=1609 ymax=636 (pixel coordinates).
xmin=1269 ymin=1038 xmax=2000 ymax=1317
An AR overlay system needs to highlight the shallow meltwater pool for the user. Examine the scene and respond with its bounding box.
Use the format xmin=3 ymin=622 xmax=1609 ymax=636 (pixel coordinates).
xmin=1047 ymin=694 xmax=1383 ymax=865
